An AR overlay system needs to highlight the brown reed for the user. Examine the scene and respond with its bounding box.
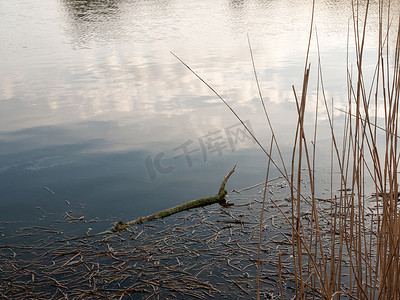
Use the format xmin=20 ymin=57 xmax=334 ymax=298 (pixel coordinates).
xmin=174 ymin=0 xmax=400 ymax=298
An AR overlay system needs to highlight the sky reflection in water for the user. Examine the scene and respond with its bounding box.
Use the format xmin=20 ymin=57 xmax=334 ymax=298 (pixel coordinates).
xmin=0 ymin=0 xmax=399 ymax=225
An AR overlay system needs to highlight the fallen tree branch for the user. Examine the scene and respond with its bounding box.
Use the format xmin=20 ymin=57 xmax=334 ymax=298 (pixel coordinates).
xmin=112 ymin=164 xmax=237 ymax=233
xmin=57 ymin=165 xmax=237 ymax=241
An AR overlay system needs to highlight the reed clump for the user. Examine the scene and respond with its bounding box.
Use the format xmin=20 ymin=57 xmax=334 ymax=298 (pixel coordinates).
xmin=268 ymin=0 xmax=400 ymax=298
xmin=176 ymin=0 xmax=400 ymax=298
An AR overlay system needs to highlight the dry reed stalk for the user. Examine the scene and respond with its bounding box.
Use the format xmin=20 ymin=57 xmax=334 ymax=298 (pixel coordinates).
xmin=278 ymin=253 xmax=284 ymax=299
xmin=256 ymin=137 xmax=274 ymax=300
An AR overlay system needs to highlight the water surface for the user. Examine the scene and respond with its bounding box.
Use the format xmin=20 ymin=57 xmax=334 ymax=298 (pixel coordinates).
xmin=0 ymin=0 xmax=398 ymax=229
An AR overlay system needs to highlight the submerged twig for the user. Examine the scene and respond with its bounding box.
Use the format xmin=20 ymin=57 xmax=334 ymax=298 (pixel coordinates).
xmin=111 ymin=165 xmax=237 ymax=233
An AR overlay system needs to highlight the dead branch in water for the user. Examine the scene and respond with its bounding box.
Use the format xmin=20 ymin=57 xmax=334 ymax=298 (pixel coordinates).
xmin=111 ymin=164 xmax=237 ymax=233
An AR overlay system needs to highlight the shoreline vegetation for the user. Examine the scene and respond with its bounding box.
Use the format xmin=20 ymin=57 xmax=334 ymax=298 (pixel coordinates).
xmin=174 ymin=0 xmax=400 ymax=298
xmin=1 ymin=0 xmax=400 ymax=298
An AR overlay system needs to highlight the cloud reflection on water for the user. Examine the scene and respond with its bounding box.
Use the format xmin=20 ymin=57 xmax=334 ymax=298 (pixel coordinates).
xmin=0 ymin=0 xmax=399 ymax=162
xmin=1 ymin=0 xmax=400 ymax=223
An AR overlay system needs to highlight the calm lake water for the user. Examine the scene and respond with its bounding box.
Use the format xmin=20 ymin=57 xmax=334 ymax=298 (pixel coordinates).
xmin=0 ymin=0 xmax=399 ymax=230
